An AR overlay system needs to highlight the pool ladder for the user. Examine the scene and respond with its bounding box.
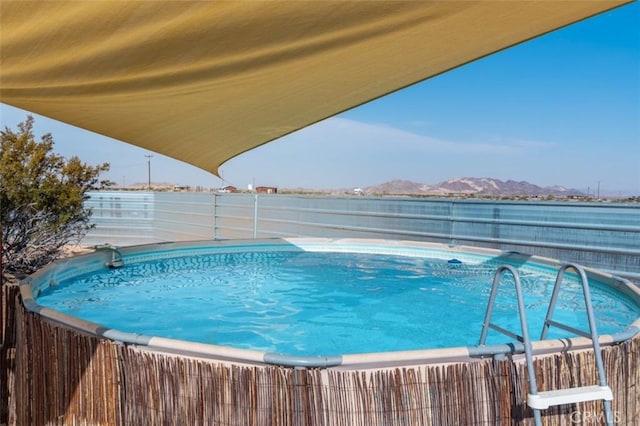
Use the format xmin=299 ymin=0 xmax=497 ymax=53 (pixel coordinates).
xmin=95 ymin=244 xmax=124 ymax=268
xmin=479 ymin=263 xmax=613 ymax=426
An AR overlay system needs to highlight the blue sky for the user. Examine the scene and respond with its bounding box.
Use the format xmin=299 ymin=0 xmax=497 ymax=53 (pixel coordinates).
xmin=2 ymin=2 xmax=639 ymax=195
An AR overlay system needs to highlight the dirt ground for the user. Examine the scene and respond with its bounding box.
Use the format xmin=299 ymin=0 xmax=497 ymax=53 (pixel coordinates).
xmin=61 ymin=245 xmax=94 ymax=258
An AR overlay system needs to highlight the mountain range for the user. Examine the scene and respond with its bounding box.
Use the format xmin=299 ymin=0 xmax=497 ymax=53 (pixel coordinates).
xmin=361 ymin=177 xmax=585 ymax=197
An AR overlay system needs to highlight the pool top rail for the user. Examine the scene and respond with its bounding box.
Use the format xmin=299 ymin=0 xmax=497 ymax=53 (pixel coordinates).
xmin=20 ymin=238 xmax=640 ymax=369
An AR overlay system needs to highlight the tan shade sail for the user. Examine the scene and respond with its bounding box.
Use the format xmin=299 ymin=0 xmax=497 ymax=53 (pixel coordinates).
xmin=0 ymin=1 xmax=630 ymax=176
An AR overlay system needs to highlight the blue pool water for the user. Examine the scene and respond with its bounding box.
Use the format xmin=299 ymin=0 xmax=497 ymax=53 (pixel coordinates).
xmin=36 ymin=250 xmax=639 ymax=356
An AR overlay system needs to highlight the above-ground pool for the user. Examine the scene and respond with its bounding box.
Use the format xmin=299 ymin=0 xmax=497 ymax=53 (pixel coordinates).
xmin=22 ymin=238 xmax=640 ymax=367
xmin=14 ymin=238 xmax=640 ymax=425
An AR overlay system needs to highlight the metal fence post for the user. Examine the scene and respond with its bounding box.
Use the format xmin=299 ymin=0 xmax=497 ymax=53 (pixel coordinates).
xmin=253 ymin=194 xmax=259 ymax=238
xmin=448 ymin=201 xmax=456 ymax=245
xmin=212 ymin=194 xmax=218 ymax=240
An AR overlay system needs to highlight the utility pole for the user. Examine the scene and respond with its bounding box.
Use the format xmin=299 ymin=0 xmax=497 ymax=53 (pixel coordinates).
xmin=145 ymin=155 xmax=153 ymax=190
xmin=597 ymin=181 xmax=601 ymax=198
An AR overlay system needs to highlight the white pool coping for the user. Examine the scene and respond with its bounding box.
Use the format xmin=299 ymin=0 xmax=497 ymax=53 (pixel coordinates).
xmin=20 ymin=238 xmax=640 ymax=369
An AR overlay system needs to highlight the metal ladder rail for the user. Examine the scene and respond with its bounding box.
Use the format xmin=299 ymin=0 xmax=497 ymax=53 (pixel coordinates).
xmin=479 ymin=265 xmax=543 ymax=426
xmin=529 ymin=263 xmax=613 ymax=425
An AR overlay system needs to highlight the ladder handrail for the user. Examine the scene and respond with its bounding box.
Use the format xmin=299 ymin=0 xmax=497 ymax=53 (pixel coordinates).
xmin=479 ymin=263 xmax=613 ymax=426
xmin=479 ymin=265 xmax=541 ymax=403
xmin=540 ymin=263 xmax=609 ymax=389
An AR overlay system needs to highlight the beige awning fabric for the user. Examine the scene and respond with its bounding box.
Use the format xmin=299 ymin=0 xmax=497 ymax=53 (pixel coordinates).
xmin=0 ymin=1 xmax=630 ymax=176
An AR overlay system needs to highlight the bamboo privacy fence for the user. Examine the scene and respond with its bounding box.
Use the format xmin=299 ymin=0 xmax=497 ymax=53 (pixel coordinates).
xmin=2 ymin=284 xmax=639 ymax=425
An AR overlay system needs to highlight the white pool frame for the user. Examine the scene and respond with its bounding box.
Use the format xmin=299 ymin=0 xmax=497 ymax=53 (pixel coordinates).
xmin=20 ymin=238 xmax=640 ymax=369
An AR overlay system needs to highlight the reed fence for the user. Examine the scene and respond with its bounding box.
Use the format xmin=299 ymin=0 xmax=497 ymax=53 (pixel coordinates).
xmin=2 ymin=284 xmax=638 ymax=425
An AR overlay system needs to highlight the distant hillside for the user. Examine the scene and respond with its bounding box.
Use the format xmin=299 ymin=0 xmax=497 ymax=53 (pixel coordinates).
xmin=364 ymin=177 xmax=585 ymax=197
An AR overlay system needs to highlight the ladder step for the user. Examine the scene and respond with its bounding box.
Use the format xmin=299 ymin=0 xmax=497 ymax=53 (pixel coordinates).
xmin=528 ymin=385 xmax=613 ymax=410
